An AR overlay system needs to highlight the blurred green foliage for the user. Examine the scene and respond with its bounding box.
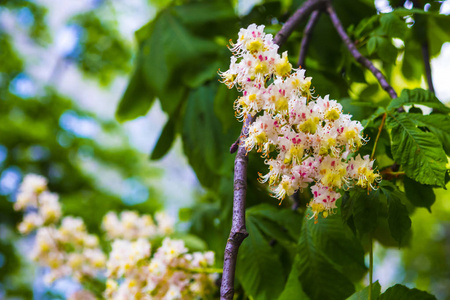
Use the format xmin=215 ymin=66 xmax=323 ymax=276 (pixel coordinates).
xmin=1 ymin=0 xmax=450 ymax=299
xmin=70 ymin=11 xmax=132 ymax=85
xmin=0 ymin=2 xmax=161 ymax=298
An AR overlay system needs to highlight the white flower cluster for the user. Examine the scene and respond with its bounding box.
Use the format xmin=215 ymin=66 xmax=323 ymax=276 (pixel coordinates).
xmin=106 ymin=238 xmax=217 ymax=300
xmin=14 ymin=174 xmax=61 ymax=233
xmin=220 ymin=24 xmax=381 ymax=220
xmin=14 ymin=174 xmax=106 ymax=283
xmin=16 ymin=174 xmax=218 ymax=299
xmin=102 ymin=210 xmax=174 ymax=240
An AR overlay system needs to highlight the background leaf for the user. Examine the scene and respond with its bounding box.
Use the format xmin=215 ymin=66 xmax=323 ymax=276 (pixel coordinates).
xmin=387 ymin=112 xmax=447 ymax=187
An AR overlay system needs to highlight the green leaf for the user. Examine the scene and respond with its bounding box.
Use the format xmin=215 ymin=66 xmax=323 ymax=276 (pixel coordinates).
xmin=213 ymin=84 xmax=240 ymax=132
xmin=181 ymin=83 xmax=224 ymax=188
xmin=150 ymin=117 xmax=176 ymax=160
xmin=407 ymin=113 xmax=450 ymax=156
xmin=296 ymin=210 xmax=365 ymax=300
xmin=246 ymin=204 xmax=302 ymax=241
xmin=171 ymin=233 xmax=207 ymax=251
xmin=172 ymin=2 xmax=236 ymax=25
xmin=348 ymin=281 xmax=381 ymax=300
xmin=379 ymin=284 xmax=436 ymax=300
xmin=115 ymin=66 xmax=155 ymax=122
xmin=379 ymin=182 xmax=411 ymax=245
xmin=387 ymin=112 xmax=447 ymax=187
xmin=278 ymin=256 xmax=310 ymax=300
xmin=403 ymin=176 xmax=435 ymax=212
xmin=427 ymin=14 xmax=450 ymax=57
xmin=140 ymin=8 xmax=221 ymax=115
xmin=388 ymin=89 xmax=450 ymax=113
xmin=367 ymin=36 xmax=381 ymax=55
xmin=236 ymin=213 xmax=285 ymax=300
xmin=380 ymin=13 xmax=408 ymax=39
xmin=401 ymin=43 xmax=423 ymax=80
xmin=351 ymin=189 xmax=380 ymax=236
xmin=377 ymin=37 xmax=398 ymax=64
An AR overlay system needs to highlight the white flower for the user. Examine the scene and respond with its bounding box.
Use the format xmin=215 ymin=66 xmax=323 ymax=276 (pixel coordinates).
xmin=107 ymin=238 xmax=151 ymax=278
xmin=38 ymin=191 xmax=61 ymax=224
xmin=220 ymin=24 xmax=380 ymax=216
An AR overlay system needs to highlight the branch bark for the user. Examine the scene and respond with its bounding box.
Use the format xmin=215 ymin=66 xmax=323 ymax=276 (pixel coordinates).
xmin=298 ymin=10 xmax=321 ymax=68
xmin=421 ymin=40 xmax=435 ymax=94
xmin=273 ymin=0 xmax=326 ymax=46
xmin=411 ymin=0 xmax=435 ymax=94
xmin=220 ymin=115 xmax=253 ymax=299
xmin=325 ymin=1 xmax=398 ymax=99
xmin=221 ymin=1 xmax=328 ymax=299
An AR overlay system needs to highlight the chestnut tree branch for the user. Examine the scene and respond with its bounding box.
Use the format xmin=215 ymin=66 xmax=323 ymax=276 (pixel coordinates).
xmin=220 ymin=115 xmax=253 ymax=299
xmin=421 ymin=40 xmax=435 ymax=94
xmin=298 ymin=10 xmax=321 ymax=68
xmin=325 ymin=2 xmax=398 ymax=99
xmin=221 ymin=1 xmax=328 ymax=298
xmin=274 ymin=0 xmax=327 ymax=46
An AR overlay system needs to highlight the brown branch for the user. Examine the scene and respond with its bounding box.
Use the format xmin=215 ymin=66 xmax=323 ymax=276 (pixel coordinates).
xmin=273 ymin=0 xmax=326 ymax=46
xmin=220 ymin=114 xmax=253 ymax=300
xmin=420 ymin=39 xmax=435 ymax=94
xmin=325 ymin=2 xmax=398 ymax=99
xmin=410 ymin=0 xmax=435 ymax=94
xmin=221 ymin=2 xmax=329 ymax=299
xmin=298 ymin=10 xmax=321 ymax=68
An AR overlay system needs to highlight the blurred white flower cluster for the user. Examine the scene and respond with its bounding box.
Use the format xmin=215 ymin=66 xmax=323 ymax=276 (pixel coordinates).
xmin=14 ymin=174 xmax=105 ymax=283
xmin=15 ymin=174 xmax=218 ymax=300
xmin=102 ymin=211 xmax=174 ymax=240
xmin=105 ymin=238 xmax=217 ymax=300
xmin=220 ymin=24 xmax=381 ymax=220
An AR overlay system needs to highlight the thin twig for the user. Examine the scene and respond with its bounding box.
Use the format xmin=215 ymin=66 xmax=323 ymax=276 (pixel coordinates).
xmin=421 ymin=41 xmax=435 ymax=94
xmin=370 ymin=113 xmax=386 ymax=160
xmin=325 ymin=2 xmax=397 ymax=99
xmin=273 ymin=0 xmax=326 ymax=46
xmin=220 ymin=115 xmax=253 ymax=300
xmin=410 ymin=0 xmax=435 ymax=94
xmin=298 ymin=10 xmax=321 ymax=68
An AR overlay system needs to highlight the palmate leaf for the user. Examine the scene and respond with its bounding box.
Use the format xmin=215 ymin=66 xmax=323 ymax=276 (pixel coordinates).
xmin=387 ymin=112 xmax=447 ymax=187
xmin=278 ymin=256 xmax=310 ymax=300
xmin=379 ymin=284 xmax=436 ymax=300
xmin=236 ymin=211 xmax=285 ymax=300
xmin=350 ymin=189 xmax=380 ymax=237
xmin=295 ymin=209 xmax=366 ymax=300
xmin=380 ymin=13 xmax=408 ymax=40
xmin=115 ymin=65 xmax=155 ymax=122
xmin=403 ymin=176 xmax=435 ymax=212
xmin=150 ymin=116 xmax=177 ymax=160
xmin=181 ymin=84 xmax=224 ymax=188
xmin=379 ymin=182 xmax=411 ymax=245
xmin=388 ymin=89 xmax=450 ymax=113
xmin=407 ymin=113 xmax=450 ymax=156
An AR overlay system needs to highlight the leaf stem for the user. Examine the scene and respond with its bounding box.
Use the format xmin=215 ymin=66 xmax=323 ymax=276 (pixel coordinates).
xmin=187 ymin=267 xmax=224 ymax=274
xmin=371 ymin=113 xmax=386 ymax=160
